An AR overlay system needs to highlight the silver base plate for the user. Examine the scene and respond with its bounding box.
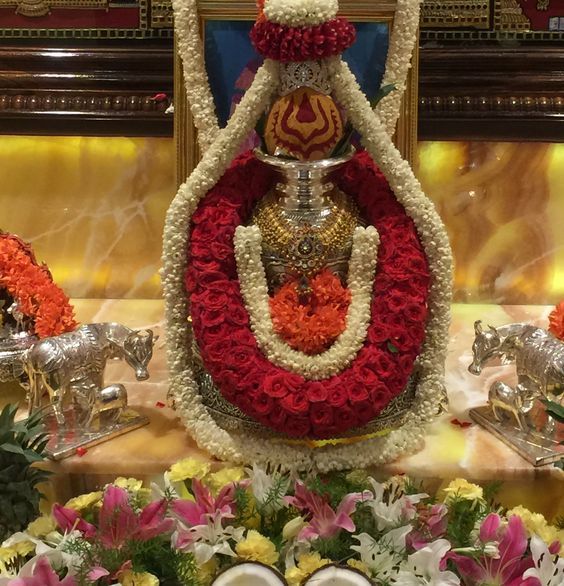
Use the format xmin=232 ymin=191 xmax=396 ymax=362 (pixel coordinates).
xmin=470 ymin=405 xmax=563 ymax=467
xmin=44 ymin=408 xmax=149 ymax=460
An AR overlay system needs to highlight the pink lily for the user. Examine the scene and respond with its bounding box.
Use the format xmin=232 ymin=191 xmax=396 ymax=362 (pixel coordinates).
xmin=7 ymin=556 xmax=76 ymax=586
xmin=449 ymin=514 xmax=536 ymax=585
xmin=172 ymin=478 xmax=238 ymax=527
xmin=98 ymin=486 xmax=174 ymax=549
xmin=285 ymin=481 xmax=371 ymax=541
xmin=407 ymin=503 xmax=448 ymax=550
xmin=52 ymin=504 xmax=96 ymax=538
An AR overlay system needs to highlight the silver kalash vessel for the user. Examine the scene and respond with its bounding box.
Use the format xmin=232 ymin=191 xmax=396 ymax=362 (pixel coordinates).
xmin=251 ymin=149 xmax=362 ymax=294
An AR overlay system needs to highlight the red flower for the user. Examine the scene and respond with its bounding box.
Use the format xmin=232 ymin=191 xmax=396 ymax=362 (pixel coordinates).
xmin=187 ymin=152 xmax=430 ymax=438
xmin=280 ymin=392 xmax=309 ymax=416
xmin=263 ymin=372 xmax=303 ymax=398
xmin=305 ymin=382 xmax=328 ymax=403
xmin=250 ymin=18 xmax=356 ymax=62
xmin=310 ymin=403 xmax=334 ymax=427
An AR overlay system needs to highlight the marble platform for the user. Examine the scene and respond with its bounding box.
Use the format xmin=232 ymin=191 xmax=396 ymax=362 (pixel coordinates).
xmin=1 ymin=300 xmax=562 ymax=518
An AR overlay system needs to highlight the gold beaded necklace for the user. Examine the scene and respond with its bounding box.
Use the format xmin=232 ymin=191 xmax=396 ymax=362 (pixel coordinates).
xmin=253 ymin=194 xmax=359 ymax=278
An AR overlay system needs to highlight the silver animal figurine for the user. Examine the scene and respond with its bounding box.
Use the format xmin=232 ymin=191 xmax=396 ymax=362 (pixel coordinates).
xmin=469 ymin=320 xmax=564 ymax=431
xmin=24 ymin=323 xmax=156 ymax=430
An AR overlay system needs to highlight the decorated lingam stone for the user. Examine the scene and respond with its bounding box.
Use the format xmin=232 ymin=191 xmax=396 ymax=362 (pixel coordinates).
xmin=163 ymin=0 xmax=453 ymax=469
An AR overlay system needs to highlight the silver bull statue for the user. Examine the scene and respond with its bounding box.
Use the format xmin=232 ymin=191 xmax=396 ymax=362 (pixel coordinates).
xmin=23 ymin=323 xmax=156 ymax=430
xmin=469 ymin=320 xmax=564 ymax=431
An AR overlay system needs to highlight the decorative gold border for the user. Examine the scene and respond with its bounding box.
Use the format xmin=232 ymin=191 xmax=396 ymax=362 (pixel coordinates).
xmin=175 ymin=0 xmax=418 ymax=185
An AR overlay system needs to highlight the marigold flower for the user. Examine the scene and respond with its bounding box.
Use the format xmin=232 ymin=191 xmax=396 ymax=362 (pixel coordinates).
xmin=548 ymin=301 xmax=564 ymax=340
xmin=270 ymin=269 xmax=351 ymax=354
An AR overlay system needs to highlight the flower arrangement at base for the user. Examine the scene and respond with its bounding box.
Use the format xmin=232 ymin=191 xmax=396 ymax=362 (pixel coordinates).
xmin=1 ymin=461 xmax=563 ymax=585
xmin=0 ymin=232 xmax=76 ymax=339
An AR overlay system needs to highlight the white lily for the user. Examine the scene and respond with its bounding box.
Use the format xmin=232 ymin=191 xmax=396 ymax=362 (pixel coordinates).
xmin=245 ymin=464 xmax=290 ymax=514
xmin=523 ymin=535 xmax=564 ymax=586
xmin=1 ymin=529 xmax=82 ymax=580
xmin=367 ymin=478 xmax=427 ymax=531
xmin=351 ymin=525 xmax=411 ymax=580
xmin=394 ymin=539 xmax=460 ymax=585
xmin=173 ymin=513 xmax=244 ymax=565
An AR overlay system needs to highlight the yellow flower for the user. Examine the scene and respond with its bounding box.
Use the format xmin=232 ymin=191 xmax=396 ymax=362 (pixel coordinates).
xmin=120 ymin=570 xmax=160 ymax=586
xmin=442 ymin=478 xmax=483 ymax=502
xmin=11 ymin=540 xmax=35 ymax=557
xmin=27 ymin=515 xmax=57 ymax=538
xmin=507 ymin=505 xmax=564 ymax=553
xmin=0 ymin=547 xmax=17 ymax=564
xmin=285 ymin=565 xmax=308 ymax=586
xmin=205 ymin=467 xmax=246 ymax=494
xmin=235 ymin=530 xmax=279 ymax=566
xmin=347 ymin=558 xmax=371 ymax=576
xmin=297 ymin=552 xmax=332 ymax=575
xmin=286 ymin=553 xmax=332 ymax=585
xmin=197 ymin=557 xmax=218 ymax=586
xmin=242 ymin=494 xmax=261 ymax=530
xmin=168 ymin=458 xmax=211 ymax=482
xmin=114 ymin=477 xmax=144 ymax=492
xmin=65 ymin=491 xmax=103 ymax=511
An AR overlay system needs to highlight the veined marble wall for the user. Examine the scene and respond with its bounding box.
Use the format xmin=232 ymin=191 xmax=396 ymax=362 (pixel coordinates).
xmin=0 ymin=136 xmax=175 ymax=299
xmin=418 ymin=141 xmax=564 ymax=305
xmin=1 ymin=137 xmax=562 ymax=304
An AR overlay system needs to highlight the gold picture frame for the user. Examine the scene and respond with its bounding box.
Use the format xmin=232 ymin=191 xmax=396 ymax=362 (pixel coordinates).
xmin=175 ymin=0 xmax=419 ymax=185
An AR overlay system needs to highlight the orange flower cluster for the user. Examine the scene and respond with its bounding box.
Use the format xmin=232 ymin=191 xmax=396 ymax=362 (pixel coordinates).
xmin=548 ymin=300 xmax=564 ymax=341
xmin=0 ymin=233 xmax=77 ymax=338
xmin=269 ymin=269 xmax=351 ymax=355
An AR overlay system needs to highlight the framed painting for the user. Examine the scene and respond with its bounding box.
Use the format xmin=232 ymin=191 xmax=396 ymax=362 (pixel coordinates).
xmin=175 ymin=0 xmax=419 ymax=183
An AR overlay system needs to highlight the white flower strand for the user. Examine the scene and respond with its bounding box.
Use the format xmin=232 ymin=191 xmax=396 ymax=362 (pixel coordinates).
xmin=172 ymin=0 xmax=220 ymax=152
xmin=163 ymin=2 xmax=452 ymax=471
xmin=264 ymin=0 xmax=338 ymax=27
xmin=311 ymin=57 xmax=453 ymax=472
xmin=234 ymin=225 xmax=379 ymax=379
xmin=162 ymin=59 xmax=297 ymax=467
xmin=375 ymin=0 xmax=421 ymax=135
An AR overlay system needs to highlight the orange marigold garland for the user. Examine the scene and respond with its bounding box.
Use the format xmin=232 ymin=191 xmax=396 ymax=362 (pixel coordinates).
xmin=269 ymin=269 xmax=351 ymax=355
xmin=0 ymin=233 xmax=77 ymax=338
xmin=548 ymin=300 xmax=564 ymax=341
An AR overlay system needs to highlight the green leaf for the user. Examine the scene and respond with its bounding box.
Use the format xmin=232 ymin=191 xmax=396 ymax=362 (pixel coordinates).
xmin=387 ymin=341 xmax=399 ymax=354
xmin=542 ymin=399 xmax=564 ymax=423
xmin=369 ymin=83 xmax=396 ymax=109
xmin=0 ymin=442 xmax=26 ymax=456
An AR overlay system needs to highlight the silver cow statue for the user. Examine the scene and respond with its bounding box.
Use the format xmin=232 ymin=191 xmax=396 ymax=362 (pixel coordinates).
xmin=23 ymin=323 xmax=156 ymax=430
xmin=469 ymin=320 xmax=564 ymax=431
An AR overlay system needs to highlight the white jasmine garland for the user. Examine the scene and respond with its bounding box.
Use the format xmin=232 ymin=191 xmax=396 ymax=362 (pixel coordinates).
xmin=172 ymin=0 xmax=220 ymax=152
xmin=376 ymin=0 xmax=421 ymax=136
xmin=163 ymin=3 xmax=452 ymax=470
xmin=263 ymin=0 xmax=338 ymax=27
xmin=234 ymin=225 xmax=379 ymax=380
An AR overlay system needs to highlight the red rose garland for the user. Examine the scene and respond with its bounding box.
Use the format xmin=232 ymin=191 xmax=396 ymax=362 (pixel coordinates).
xmin=186 ymin=151 xmax=430 ymax=439
xmin=250 ymin=18 xmax=356 ymax=62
